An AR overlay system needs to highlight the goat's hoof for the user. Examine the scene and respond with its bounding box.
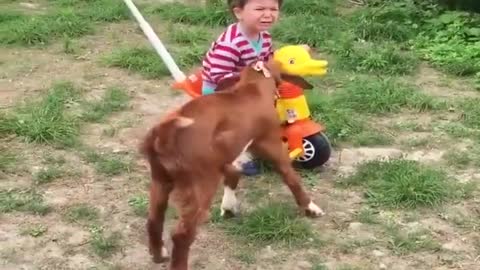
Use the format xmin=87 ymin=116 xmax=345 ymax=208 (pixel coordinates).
xmin=304 ymin=201 xmax=325 ymax=218
xmin=151 ymin=247 xmax=169 ymax=264
xmin=220 ymin=208 xmax=238 ymax=219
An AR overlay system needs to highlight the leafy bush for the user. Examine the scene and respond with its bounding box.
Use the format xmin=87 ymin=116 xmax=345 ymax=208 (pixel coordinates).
xmin=413 ymin=11 xmax=480 ymax=76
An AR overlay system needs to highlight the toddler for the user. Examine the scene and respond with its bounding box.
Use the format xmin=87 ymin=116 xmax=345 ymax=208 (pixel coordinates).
xmin=201 ymin=0 xmax=282 ymax=176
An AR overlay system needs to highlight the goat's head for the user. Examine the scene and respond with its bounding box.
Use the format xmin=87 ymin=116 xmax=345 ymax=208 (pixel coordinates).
xmin=215 ymin=58 xmax=283 ymax=95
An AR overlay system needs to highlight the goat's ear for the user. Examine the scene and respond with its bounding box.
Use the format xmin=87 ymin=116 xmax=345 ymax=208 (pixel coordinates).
xmin=280 ymin=74 xmax=314 ymax=90
xmin=215 ymin=76 xmax=240 ymax=92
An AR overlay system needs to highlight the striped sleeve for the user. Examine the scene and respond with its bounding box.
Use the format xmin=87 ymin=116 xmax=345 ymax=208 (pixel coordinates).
xmin=204 ymin=40 xmax=240 ymax=84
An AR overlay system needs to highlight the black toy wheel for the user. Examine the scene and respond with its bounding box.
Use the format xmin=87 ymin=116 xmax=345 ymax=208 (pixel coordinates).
xmin=293 ymin=132 xmax=332 ymax=169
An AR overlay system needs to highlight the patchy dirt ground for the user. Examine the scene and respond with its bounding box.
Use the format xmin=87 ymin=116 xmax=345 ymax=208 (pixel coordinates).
xmin=1 ymin=1 xmax=479 ymax=270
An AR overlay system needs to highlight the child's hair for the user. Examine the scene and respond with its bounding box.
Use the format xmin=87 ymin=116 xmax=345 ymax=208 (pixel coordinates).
xmin=227 ymin=0 xmax=283 ymax=11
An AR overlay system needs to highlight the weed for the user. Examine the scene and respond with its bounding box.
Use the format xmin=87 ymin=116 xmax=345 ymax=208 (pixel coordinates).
xmin=413 ymin=11 xmax=480 ymax=76
xmin=335 ymin=42 xmax=419 ymax=75
xmin=104 ymin=45 xmax=207 ymax=79
xmin=103 ymin=47 xmax=169 ymax=79
xmin=89 ymin=225 xmax=122 ymax=258
xmin=33 ymin=166 xmax=64 ymax=184
xmin=443 ymin=147 xmax=480 ymax=169
xmin=0 ymin=81 xmax=81 ymax=147
xmin=0 ymin=9 xmax=93 ymax=46
xmin=128 ymin=195 xmax=148 ymax=217
xmin=306 ymin=92 xmax=366 ymax=143
xmin=0 ymin=189 xmax=50 ymax=215
xmin=338 ymin=158 xmax=457 ymax=209
xmin=64 ymin=203 xmax=99 ymax=225
xmin=81 ymin=87 xmax=130 ymax=123
xmin=351 ymin=130 xmax=395 ymax=146
xmin=348 ymin=1 xmax=424 ymax=43
xmin=167 ymin=23 xmax=211 ymax=45
xmin=83 ymin=151 xmax=132 ymax=176
xmin=148 ymin=2 xmax=231 ymax=26
xmin=459 ymin=98 xmax=480 ymax=129
xmin=385 ymin=224 xmax=441 ymax=255
xmin=356 ymin=207 xmax=379 ymax=224
xmin=333 ymin=77 xmax=441 ymax=114
xmin=20 ymin=224 xmax=48 ymax=237
xmin=281 ymin=0 xmax=336 ymax=16
xmin=0 ymin=146 xmax=17 ymax=174
xmin=272 ymin=14 xmax=350 ymax=52
xmin=234 ymin=249 xmax=256 ymax=265
xmin=223 ymin=201 xmax=315 ymax=246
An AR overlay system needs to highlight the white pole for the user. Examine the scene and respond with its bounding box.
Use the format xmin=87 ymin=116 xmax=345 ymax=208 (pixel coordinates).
xmin=122 ymin=0 xmax=186 ymax=82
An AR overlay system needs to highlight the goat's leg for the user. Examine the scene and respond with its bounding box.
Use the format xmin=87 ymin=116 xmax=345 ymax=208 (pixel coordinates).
xmin=221 ymin=164 xmax=242 ymax=217
xmin=251 ymin=135 xmax=325 ymax=217
xmin=147 ymin=177 xmax=172 ymax=263
xmin=169 ymin=186 xmax=201 ymax=270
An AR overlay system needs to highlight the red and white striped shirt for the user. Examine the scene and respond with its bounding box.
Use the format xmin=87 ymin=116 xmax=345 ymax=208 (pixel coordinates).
xmin=201 ymin=23 xmax=274 ymax=91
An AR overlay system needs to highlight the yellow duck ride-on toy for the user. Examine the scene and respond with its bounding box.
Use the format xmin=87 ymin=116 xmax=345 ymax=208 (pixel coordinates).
xmin=121 ymin=0 xmax=331 ymax=169
xmin=173 ymin=45 xmax=332 ymax=169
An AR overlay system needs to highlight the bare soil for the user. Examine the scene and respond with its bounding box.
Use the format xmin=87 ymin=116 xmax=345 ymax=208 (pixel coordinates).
xmin=1 ymin=2 xmax=479 ymax=270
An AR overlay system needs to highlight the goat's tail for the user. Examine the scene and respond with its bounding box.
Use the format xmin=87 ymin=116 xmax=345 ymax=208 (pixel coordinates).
xmin=140 ymin=115 xmax=194 ymax=174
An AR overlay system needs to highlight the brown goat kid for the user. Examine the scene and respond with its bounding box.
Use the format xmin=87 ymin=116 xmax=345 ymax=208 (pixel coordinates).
xmin=140 ymin=60 xmax=325 ymax=270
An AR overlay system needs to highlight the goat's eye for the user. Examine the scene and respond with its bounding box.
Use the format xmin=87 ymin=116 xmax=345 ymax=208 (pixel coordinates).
xmin=289 ymin=58 xmax=295 ymax=65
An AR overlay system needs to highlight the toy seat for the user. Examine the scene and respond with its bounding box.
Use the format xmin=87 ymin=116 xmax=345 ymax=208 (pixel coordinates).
xmin=172 ymin=70 xmax=203 ymax=98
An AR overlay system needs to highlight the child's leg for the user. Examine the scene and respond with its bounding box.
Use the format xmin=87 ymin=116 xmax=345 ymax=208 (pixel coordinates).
xmin=233 ymin=151 xmax=260 ymax=176
xmin=202 ymin=84 xmax=215 ymax=95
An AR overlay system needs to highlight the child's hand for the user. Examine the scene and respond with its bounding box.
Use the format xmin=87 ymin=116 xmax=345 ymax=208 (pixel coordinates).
xmin=299 ymin=44 xmax=311 ymax=52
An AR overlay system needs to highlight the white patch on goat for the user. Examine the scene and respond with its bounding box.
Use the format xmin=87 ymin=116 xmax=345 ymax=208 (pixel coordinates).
xmin=307 ymin=201 xmax=325 ymax=216
xmin=176 ymin=116 xmax=194 ymax=128
xmin=221 ymin=186 xmax=239 ymax=216
xmin=221 ymin=139 xmax=253 ymax=216
xmin=161 ymin=246 xmax=169 ymax=258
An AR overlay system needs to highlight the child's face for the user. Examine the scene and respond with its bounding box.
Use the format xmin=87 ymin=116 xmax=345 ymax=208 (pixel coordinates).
xmin=234 ymin=0 xmax=280 ymax=34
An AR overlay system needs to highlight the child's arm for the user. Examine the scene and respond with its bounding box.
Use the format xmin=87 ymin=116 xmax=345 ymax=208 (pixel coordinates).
xmin=207 ymin=41 xmax=240 ymax=86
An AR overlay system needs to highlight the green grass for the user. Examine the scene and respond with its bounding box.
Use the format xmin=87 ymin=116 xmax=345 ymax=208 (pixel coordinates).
xmin=281 ymin=0 xmax=337 ymax=16
xmin=337 ymin=158 xmax=460 ymax=209
xmin=103 ymin=45 xmax=208 ymax=79
xmin=460 ymin=98 xmax=480 ymax=129
xmin=81 ymin=87 xmax=130 ymax=123
xmin=0 ymin=0 xmax=129 ymax=46
xmin=348 ymin=1 xmax=423 ymax=43
xmin=64 ymin=203 xmax=99 ymax=225
xmin=333 ymin=77 xmax=443 ymax=114
xmin=384 ymin=223 xmax=441 ymax=255
xmin=306 ymin=91 xmax=366 ymax=143
xmin=351 ymin=130 xmax=395 ymax=147
xmin=33 ymin=166 xmax=65 ymax=184
xmin=0 ymin=81 xmax=81 ymax=147
xmin=128 ymin=195 xmax=148 ymax=217
xmin=334 ymin=42 xmax=419 ymax=75
xmin=83 ymin=150 xmax=132 ymax=176
xmin=147 ymin=2 xmax=231 ymax=27
xmin=103 ymin=47 xmax=169 ymax=79
xmin=89 ymin=225 xmax=122 ymax=258
xmin=0 ymin=189 xmax=50 ymax=215
xmin=0 ymin=146 xmax=17 ymax=174
xmin=0 ymin=9 xmax=93 ymax=46
xmin=20 ymin=224 xmax=48 ymax=238
xmin=222 ymin=201 xmax=315 ymax=247
xmin=272 ymin=14 xmax=350 ymax=52
xmin=167 ymin=23 xmax=212 ymax=45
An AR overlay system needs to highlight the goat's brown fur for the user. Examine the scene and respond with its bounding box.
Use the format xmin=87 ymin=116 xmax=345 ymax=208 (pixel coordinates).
xmin=140 ymin=59 xmax=324 ymax=270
